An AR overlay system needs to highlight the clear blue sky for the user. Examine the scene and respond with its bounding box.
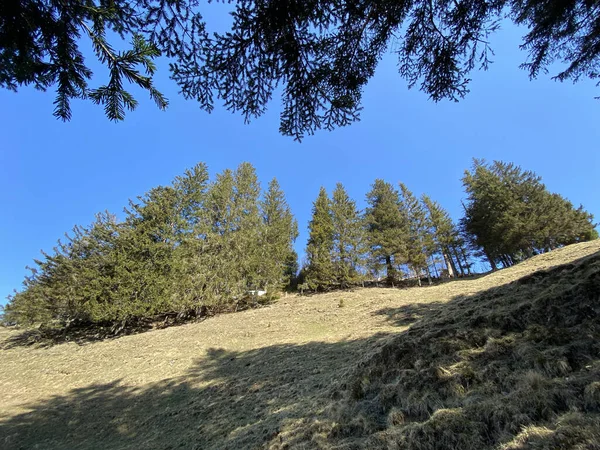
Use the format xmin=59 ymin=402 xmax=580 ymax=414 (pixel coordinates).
xmin=1 ymin=17 xmax=599 ymax=305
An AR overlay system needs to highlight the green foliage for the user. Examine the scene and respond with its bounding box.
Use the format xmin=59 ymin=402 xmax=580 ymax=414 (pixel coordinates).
xmin=304 ymin=184 xmax=367 ymax=291
xmin=364 ymin=180 xmax=408 ymax=283
xmin=461 ymin=159 xmax=598 ymax=269
xmin=422 ymin=194 xmax=470 ymax=277
xmin=422 ymin=195 xmax=456 ymax=251
xmin=4 ymin=158 xmax=596 ymax=329
xmin=260 ymin=179 xmax=299 ymax=292
xmin=0 ymin=0 xmax=169 ymax=121
xmin=399 ymin=183 xmax=430 ymax=283
xmin=3 ymin=162 xmax=298 ymax=328
xmin=2 ymin=1 xmax=600 ymax=136
xmin=331 ymin=183 xmax=366 ymax=287
xmin=304 ymin=187 xmax=335 ymax=291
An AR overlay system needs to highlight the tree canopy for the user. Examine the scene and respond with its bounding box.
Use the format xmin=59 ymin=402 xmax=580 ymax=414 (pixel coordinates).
xmin=2 ymin=0 xmax=599 ymax=138
xmin=3 ymin=161 xmax=298 ymax=328
xmin=3 ymin=158 xmax=597 ymax=329
xmin=461 ymin=159 xmax=598 ymax=268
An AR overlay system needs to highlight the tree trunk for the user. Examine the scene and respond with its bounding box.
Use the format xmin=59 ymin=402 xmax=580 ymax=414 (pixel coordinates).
xmin=452 ymin=246 xmax=465 ymax=276
xmin=460 ymin=247 xmax=471 ymax=275
xmin=501 ymin=254 xmax=512 ymax=268
xmin=443 ymin=250 xmax=455 ymax=278
xmin=386 ymin=255 xmax=394 ymax=284
xmin=431 ymin=256 xmax=439 ymax=278
xmin=485 ymin=251 xmax=498 ymax=271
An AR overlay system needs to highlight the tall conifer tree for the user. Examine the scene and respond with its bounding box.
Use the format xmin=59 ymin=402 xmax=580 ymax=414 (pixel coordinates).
xmin=305 ymin=187 xmax=335 ymax=291
xmin=364 ymin=180 xmax=408 ymax=283
xmin=260 ymin=178 xmax=299 ymax=292
xmin=399 ymin=183 xmax=430 ymax=285
xmin=331 ymin=183 xmax=365 ymax=287
xmin=232 ymin=162 xmax=262 ymax=292
xmin=422 ymin=194 xmax=459 ymax=278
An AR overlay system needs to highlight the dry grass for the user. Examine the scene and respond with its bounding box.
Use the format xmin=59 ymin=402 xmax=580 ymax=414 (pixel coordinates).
xmin=1 ymin=241 xmax=599 ymax=449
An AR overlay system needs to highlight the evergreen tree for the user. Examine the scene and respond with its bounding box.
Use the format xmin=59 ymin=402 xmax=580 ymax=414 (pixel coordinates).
xmin=305 ymin=187 xmax=335 ymax=291
xmin=461 ymin=159 xmax=598 ymax=269
xmin=104 ymin=184 xmax=183 ymax=324
xmin=364 ymin=180 xmax=408 ymax=283
xmin=204 ymin=165 xmax=259 ymax=304
xmin=170 ymin=163 xmax=212 ymax=315
xmin=422 ymin=194 xmax=459 ymax=278
xmin=331 ymin=183 xmax=365 ymax=287
xmin=260 ymin=178 xmax=299 ymax=292
xmin=232 ymin=162 xmax=263 ymax=292
xmin=172 ymin=163 xmax=211 ymax=236
xmin=3 ymin=1 xmax=599 ymax=136
xmin=399 ymin=183 xmax=430 ymax=285
xmin=4 ymin=212 xmax=124 ymax=326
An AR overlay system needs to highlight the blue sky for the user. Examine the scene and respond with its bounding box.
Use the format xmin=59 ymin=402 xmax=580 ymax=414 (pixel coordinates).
xmin=1 ymin=17 xmax=599 ymax=305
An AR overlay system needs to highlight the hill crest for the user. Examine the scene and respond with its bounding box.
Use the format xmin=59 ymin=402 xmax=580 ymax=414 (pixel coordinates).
xmin=1 ymin=240 xmax=599 ymax=449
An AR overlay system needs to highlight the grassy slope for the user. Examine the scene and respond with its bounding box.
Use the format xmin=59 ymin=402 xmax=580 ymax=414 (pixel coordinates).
xmin=1 ymin=241 xmax=599 ymax=449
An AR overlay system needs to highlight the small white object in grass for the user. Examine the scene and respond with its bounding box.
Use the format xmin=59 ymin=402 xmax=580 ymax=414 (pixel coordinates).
xmin=247 ymin=290 xmax=267 ymax=297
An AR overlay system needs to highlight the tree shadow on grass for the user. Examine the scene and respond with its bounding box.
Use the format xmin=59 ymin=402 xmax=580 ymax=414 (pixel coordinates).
xmin=323 ymin=251 xmax=600 ymax=449
xmin=1 ymin=299 xmax=278 ymax=350
xmin=0 ymin=333 xmax=390 ymax=450
xmin=373 ymin=302 xmax=445 ymax=326
xmin=3 ymin=251 xmax=599 ymax=450
xmin=371 ymin=253 xmax=598 ymax=330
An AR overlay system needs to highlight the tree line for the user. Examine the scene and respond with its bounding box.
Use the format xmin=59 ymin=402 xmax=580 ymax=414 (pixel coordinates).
xmin=302 ymin=181 xmax=472 ymax=291
xmin=3 ymin=160 xmax=597 ymax=328
xmin=302 ymin=160 xmax=597 ymax=291
xmin=3 ymin=162 xmax=298 ymax=329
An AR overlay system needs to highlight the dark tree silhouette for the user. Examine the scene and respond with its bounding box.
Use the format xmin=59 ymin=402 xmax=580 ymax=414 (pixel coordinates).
xmin=2 ymin=1 xmax=600 ymax=138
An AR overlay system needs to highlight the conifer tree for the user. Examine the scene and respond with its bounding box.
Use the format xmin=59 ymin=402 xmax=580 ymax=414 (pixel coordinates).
xmin=422 ymin=194 xmax=459 ymax=278
xmin=5 ymin=0 xmax=600 ymax=138
xmin=170 ymin=163 xmax=212 ymax=315
xmin=232 ymin=162 xmax=262 ymax=292
xmin=110 ymin=185 xmax=183 ymax=323
xmin=204 ymin=166 xmax=254 ymax=303
xmin=364 ymin=180 xmax=408 ymax=283
xmin=305 ymin=187 xmax=335 ymax=291
xmin=260 ymin=178 xmax=299 ymax=292
xmin=5 ymin=212 xmax=124 ymax=326
xmin=462 ymin=159 xmax=598 ymax=268
xmin=331 ymin=183 xmax=365 ymax=287
xmin=399 ymin=183 xmax=430 ymax=285
xmin=3 ymin=161 xmax=301 ymax=329
xmin=173 ymin=163 xmax=211 ymax=236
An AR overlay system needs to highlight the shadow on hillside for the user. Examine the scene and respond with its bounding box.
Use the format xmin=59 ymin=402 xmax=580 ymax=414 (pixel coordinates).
xmin=1 ymin=299 xmax=279 ymax=350
xmin=3 ymin=251 xmax=599 ymax=450
xmin=324 ymin=250 xmax=600 ymax=449
xmin=372 ymin=251 xmax=599 ymax=330
xmin=373 ymin=302 xmax=445 ymax=326
xmin=0 ymin=333 xmax=389 ymax=450
xmin=0 ymin=323 xmax=153 ymax=350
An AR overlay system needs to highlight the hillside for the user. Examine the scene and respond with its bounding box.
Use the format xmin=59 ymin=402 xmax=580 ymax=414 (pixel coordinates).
xmin=1 ymin=241 xmax=599 ymax=449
